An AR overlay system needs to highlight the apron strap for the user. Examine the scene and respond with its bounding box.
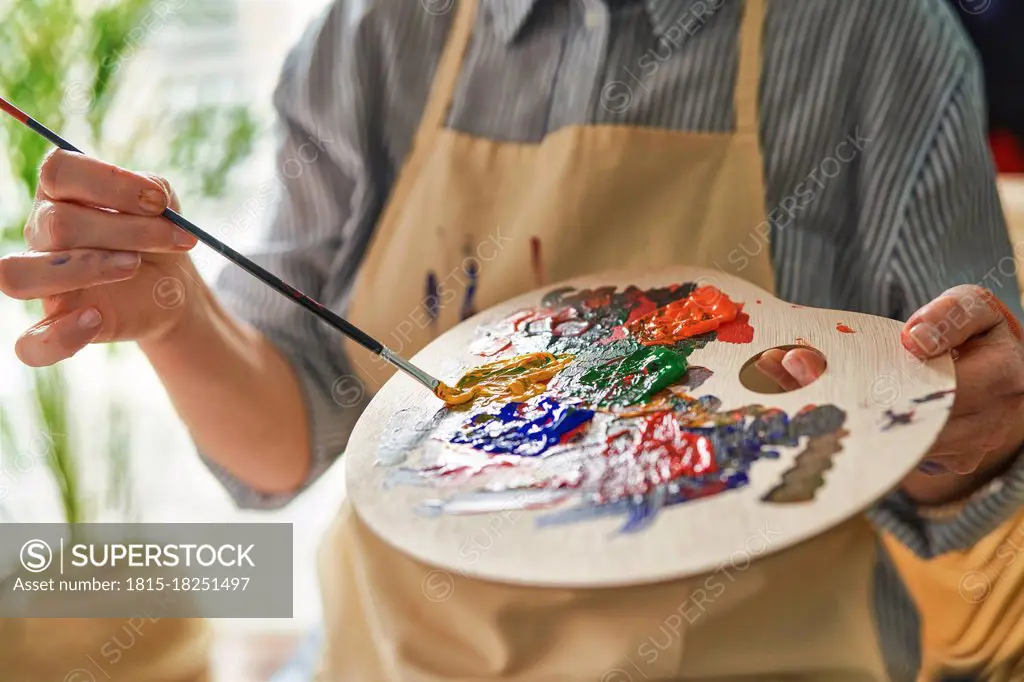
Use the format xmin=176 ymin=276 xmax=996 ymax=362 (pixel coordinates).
xmin=417 ymin=0 xmax=479 ymax=138
xmin=735 ymin=0 xmax=765 ymax=136
xmin=421 ymin=0 xmax=763 ymax=137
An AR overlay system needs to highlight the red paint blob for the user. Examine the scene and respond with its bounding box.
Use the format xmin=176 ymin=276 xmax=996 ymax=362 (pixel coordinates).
xmin=715 ymin=312 xmax=754 ymax=344
xmin=470 ymin=336 xmax=512 ymax=357
xmin=755 ymin=299 xmax=762 ymax=304
xmin=624 ymin=292 xmax=659 ymax=325
xmin=836 ymin=323 xmax=856 ymax=334
xmin=598 ymin=411 xmax=717 ymax=502
xmin=504 ymin=307 xmax=588 ymax=336
xmin=420 ymin=450 xmax=518 ymax=481
xmin=597 ymin=325 xmax=629 ymax=346
xmin=629 ymin=286 xmax=744 ymax=346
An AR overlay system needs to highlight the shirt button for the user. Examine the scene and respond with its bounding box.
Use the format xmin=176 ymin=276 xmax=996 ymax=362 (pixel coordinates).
xmin=584 ymin=10 xmax=601 ymax=29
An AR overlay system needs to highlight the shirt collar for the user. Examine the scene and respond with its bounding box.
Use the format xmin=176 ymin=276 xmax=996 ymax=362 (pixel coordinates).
xmin=484 ymin=0 xmax=727 ymax=45
xmin=486 ymin=0 xmax=536 ymax=45
xmin=645 ymin=0 xmax=727 ymax=39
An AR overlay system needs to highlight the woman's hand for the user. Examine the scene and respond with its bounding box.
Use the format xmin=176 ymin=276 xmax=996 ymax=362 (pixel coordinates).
xmin=898 ymin=285 xmax=1024 ymax=504
xmin=752 ymin=346 xmax=827 ymax=391
xmin=747 ymin=286 xmax=1024 ymax=505
xmin=0 ymin=150 xmax=205 ymax=366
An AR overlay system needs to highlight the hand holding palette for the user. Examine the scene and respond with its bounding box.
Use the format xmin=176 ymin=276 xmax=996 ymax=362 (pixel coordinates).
xmin=346 ymin=267 xmax=956 ymax=588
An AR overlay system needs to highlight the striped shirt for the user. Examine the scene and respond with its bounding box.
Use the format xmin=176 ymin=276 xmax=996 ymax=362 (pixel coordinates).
xmin=206 ymin=0 xmax=1024 ymax=679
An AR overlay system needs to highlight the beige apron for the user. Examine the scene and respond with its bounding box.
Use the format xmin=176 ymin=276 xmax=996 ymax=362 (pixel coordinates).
xmin=320 ymin=0 xmax=888 ymax=678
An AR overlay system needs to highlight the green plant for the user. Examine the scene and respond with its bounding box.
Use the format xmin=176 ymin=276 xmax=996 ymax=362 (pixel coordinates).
xmin=0 ymin=0 xmax=258 ymax=524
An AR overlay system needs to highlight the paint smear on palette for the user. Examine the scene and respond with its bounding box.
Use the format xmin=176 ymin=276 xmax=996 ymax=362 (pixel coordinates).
xmin=473 ymin=307 xmax=593 ymax=355
xmin=535 ymin=403 xmax=808 ymax=532
xmin=596 ymin=411 xmax=716 ymax=502
xmin=761 ymin=430 xmax=847 ymax=504
xmin=435 ymin=352 xmax=573 ymax=406
xmin=760 ymin=405 xmax=848 ymax=504
xmin=532 ymin=283 xmax=718 ymax=360
xmin=422 ymin=489 xmax=573 ymax=515
xmin=397 ymin=282 xmax=849 ymax=533
xmin=836 ymin=323 xmax=856 ymax=334
xmin=629 ymin=286 xmax=742 ymax=346
xmin=576 ymin=345 xmax=692 ymax=407
xmin=51 ymin=255 xmax=71 ymax=266
xmin=377 ymin=407 xmax=449 ymax=466
xmin=423 ymin=400 xmax=842 ymax=533
xmin=624 ymin=292 xmax=659 ymax=325
xmin=596 ymin=325 xmax=629 ymax=346
xmin=882 ymin=409 xmax=915 ymax=430
xmin=913 ymin=389 xmax=955 ymax=405
xmin=916 ymin=461 xmax=949 ymax=476
xmin=417 ymin=449 xmax=520 ymax=482
xmin=682 ymin=366 xmax=713 ymax=390
xmin=716 ymin=312 xmax=754 ymax=344
xmin=469 ymin=334 xmax=511 ymax=357
xmin=449 ymin=397 xmax=595 ymax=457
xmin=515 ymin=307 xmax=590 ymax=337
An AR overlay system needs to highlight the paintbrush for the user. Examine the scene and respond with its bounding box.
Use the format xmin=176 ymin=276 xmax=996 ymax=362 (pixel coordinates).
xmin=0 ymin=95 xmax=455 ymax=399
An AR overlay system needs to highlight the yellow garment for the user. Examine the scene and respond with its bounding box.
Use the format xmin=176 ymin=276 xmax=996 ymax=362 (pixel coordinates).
xmin=883 ymin=511 xmax=1024 ymax=681
xmin=323 ymin=0 xmax=887 ymax=678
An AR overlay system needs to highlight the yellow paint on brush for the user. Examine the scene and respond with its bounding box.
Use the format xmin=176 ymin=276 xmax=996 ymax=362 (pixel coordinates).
xmin=434 ymin=352 xmax=573 ymax=406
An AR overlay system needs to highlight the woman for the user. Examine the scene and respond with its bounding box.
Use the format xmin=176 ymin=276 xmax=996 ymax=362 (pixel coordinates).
xmin=3 ymin=0 xmax=1024 ymax=679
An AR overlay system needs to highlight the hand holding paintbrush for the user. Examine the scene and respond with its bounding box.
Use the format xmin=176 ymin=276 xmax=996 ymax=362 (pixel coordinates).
xmin=0 ymin=96 xmax=475 ymax=403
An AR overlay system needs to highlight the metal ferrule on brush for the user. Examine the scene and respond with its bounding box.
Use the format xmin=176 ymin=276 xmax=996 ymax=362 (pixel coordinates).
xmin=380 ymin=347 xmax=440 ymax=393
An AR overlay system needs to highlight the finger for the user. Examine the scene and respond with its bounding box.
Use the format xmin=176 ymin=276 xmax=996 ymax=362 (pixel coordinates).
xmin=26 ymin=200 xmax=197 ymax=252
xmin=141 ymin=173 xmax=181 ymax=213
xmin=37 ymin=149 xmax=170 ymax=216
xmin=944 ymin=341 xmax=1024 ymax=417
xmin=918 ymin=404 xmax=1020 ymax=475
xmin=15 ymin=308 xmax=104 ymax=367
xmin=901 ymin=285 xmax=1007 ymax=358
xmin=935 ymin=413 xmax=1013 ymax=459
xmin=781 ymin=347 xmax=826 ymax=386
xmin=0 ymin=250 xmax=141 ymax=300
xmin=754 ymin=349 xmax=802 ymax=392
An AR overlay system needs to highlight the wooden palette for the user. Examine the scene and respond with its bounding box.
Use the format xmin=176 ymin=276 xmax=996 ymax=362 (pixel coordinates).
xmin=346 ymin=266 xmax=956 ymax=588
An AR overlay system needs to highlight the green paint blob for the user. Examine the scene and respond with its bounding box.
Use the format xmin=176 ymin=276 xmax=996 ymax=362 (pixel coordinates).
xmin=576 ymin=345 xmax=692 ymax=407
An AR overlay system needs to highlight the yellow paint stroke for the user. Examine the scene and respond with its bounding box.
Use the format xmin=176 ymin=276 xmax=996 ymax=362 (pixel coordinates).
xmin=434 ymin=352 xmax=574 ymax=406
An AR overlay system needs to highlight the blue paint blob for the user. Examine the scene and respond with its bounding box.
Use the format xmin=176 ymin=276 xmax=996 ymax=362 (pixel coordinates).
xmin=449 ymin=397 xmax=595 ymax=457
xmin=50 ymin=255 xmax=71 ymax=266
xmin=912 ymin=389 xmax=955 ymax=405
xmin=882 ymin=409 xmax=915 ymax=431
xmin=916 ymin=461 xmax=949 ymax=476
